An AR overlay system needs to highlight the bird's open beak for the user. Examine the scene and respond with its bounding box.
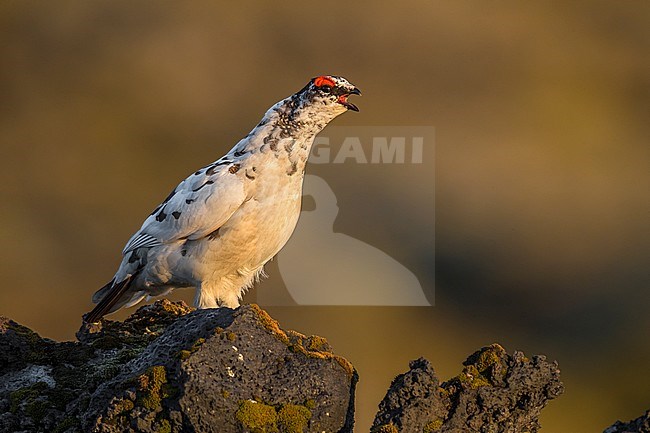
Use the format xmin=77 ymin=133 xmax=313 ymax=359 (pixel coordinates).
xmin=338 ymin=87 xmax=362 ymax=112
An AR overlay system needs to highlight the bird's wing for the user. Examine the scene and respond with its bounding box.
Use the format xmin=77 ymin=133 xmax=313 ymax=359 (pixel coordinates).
xmin=123 ymin=161 xmax=246 ymax=254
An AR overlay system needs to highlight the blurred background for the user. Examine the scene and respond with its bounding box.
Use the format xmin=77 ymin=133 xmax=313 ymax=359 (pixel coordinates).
xmin=1 ymin=1 xmax=648 ymax=431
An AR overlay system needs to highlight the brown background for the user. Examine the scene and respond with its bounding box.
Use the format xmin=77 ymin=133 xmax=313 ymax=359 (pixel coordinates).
xmin=1 ymin=2 xmax=648 ymax=431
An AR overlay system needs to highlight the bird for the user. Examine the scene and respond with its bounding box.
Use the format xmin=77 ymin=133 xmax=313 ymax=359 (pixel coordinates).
xmin=84 ymin=75 xmax=360 ymax=323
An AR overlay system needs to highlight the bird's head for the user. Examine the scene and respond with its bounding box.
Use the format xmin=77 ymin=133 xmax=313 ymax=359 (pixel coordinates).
xmin=261 ymin=76 xmax=360 ymax=137
xmin=307 ymin=75 xmax=361 ymax=112
xmin=287 ymin=75 xmax=361 ymax=122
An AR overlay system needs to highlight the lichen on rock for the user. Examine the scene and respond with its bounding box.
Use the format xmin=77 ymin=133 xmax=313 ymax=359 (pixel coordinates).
xmin=234 ymin=400 xmax=313 ymax=433
xmin=372 ymin=344 xmax=564 ymax=433
xmin=236 ymin=400 xmax=279 ymax=433
xmin=277 ymin=403 xmax=312 ymax=433
xmin=0 ymin=301 xmax=356 ymax=432
xmin=1 ymin=300 xmax=567 ymax=433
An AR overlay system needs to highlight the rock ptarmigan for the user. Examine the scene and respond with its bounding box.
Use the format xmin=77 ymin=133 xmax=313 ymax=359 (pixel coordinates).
xmin=84 ymin=75 xmax=360 ymax=322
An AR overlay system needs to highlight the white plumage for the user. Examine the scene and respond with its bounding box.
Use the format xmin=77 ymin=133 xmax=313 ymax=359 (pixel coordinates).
xmin=85 ymin=75 xmax=360 ymax=322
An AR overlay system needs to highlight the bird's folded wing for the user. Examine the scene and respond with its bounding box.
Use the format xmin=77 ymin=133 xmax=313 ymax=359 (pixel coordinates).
xmin=123 ymin=167 xmax=246 ymax=254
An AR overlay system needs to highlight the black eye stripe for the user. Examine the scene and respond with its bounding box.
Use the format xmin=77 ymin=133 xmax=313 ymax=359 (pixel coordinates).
xmin=320 ymin=85 xmax=332 ymax=93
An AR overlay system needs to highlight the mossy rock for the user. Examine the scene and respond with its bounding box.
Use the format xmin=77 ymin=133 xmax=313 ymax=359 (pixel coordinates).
xmin=2 ymin=302 xmax=357 ymax=433
xmin=236 ymin=400 xmax=279 ymax=433
xmin=52 ymin=416 xmax=81 ymax=433
xmin=235 ymin=401 xmax=313 ymax=433
xmin=371 ymin=423 xmax=399 ymax=433
xmin=135 ymin=365 xmax=173 ymax=410
xmin=278 ymin=404 xmax=312 ymax=433
xmin=423 ymin=418 xmax=443 ymax=432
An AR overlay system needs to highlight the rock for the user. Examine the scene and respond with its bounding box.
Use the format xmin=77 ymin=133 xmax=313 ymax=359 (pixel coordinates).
xmin=371 ymin=344 xmax=564 ymax=433
xmin=2 ymin=301 xmax=566 ymax=433
xmin=604 ymin=410 xmax=650 ymax=433
xmin=0 ymin=300 xmax=357 ymax=433
xmin=0 ymin=317 xmax=51 ymax=375
xmin=371 ymin=358 xmax=447 ymax=433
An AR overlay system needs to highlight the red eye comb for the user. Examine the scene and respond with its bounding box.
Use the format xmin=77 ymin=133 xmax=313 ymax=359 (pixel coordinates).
xmin=313 ymin=76 xmax=336 ymax=88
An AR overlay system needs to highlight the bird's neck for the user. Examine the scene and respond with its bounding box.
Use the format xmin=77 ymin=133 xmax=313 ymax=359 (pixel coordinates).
xmin=232 ymin=96 xmax=340 ymax=174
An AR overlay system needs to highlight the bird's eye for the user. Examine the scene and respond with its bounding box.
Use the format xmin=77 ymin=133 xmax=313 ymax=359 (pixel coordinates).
xmin=320 ymin=85 xmax=332 ymax=93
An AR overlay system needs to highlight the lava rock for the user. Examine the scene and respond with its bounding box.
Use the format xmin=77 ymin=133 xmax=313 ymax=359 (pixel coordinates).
xmin=2 ymin=301 xmax=567 ymax=433
xmin=372 ymin=358 xmax=447 ymax=433
xmin=0 ymin=300 xmax=193 ymax=433
xmin=84 ymin=303 xmax=356 ymax=433
xmin=0 ymin=300 xmax=356 ymax=433
xmin=604 ymin=410 xmax=650 ymax=433
xmin=371 ymin=344 xmax=564 ymax=433
xmin=0 ymin=317 xmax=51 ymax=375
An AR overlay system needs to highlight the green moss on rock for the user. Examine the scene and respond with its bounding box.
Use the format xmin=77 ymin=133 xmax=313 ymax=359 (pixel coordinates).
xmin=278 ymin=404 xmax=311 ymax=433
xmin=457 ymin=365 xmax=491 ymax=389
xmin=276 ymin=322 xmax=354 ymax=378
xmin=467 ymin=343 xmax=506 ymax=382
xmin=25 ymin=399 xmax=48 ymax=423
xmin=236 ymin=400 xmax=279 ymax=433
xmin=157 ymin=418 xmax=171 ymax=433
xmin=250 ymin=304 xmax=290 ymax=345
xmin=52 ymin=416 xmax=80 ymax=433
xmin=177 ymin=349 xmax=192 ymax=360
xmin=9 ymin=382 xmax=48 ymax=413
xmin=442 ymin=344 xmax=509 ymax=393
xmin=423 ymin=419 xmax=443 ymax=432
xmin=103 ymin=397 xmax=135 ymax=426
xmin=176 ymin=337 xmax=205 ymax=360
xmin=371 ymin=423 xmax=399 ymax=433
xmin=136 ymin=365 xmax=170 ymax=410
xmin=305 ymin=335 xmax=329 ymax=352
xmin=116 ymin=398 xmax=135 ymax=414
xmin=474 ymin=343 xmax=505 ymax=371
xmin=234 ymin=399 xmax=315 ymax=433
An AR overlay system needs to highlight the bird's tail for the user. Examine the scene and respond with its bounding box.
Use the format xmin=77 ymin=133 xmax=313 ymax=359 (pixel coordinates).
xmin=84 ymin=275 xmax=135 ymax=323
